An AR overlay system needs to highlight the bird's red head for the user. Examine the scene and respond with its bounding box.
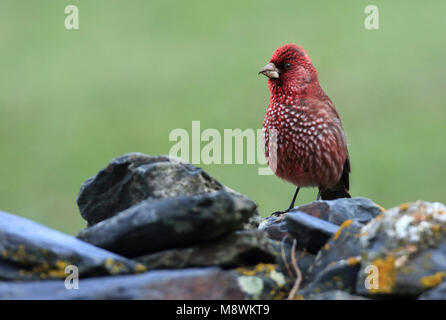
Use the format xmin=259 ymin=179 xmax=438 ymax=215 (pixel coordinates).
xmin=259 ymin=44 xmax=318 ymax=98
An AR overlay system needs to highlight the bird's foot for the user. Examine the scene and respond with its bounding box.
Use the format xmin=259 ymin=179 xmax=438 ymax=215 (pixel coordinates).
xmin=270 ymin=207 xmax=293 ymax=216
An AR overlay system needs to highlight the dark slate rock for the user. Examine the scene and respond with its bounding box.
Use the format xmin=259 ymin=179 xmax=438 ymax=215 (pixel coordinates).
xmin=0 ymin=210 xmax=145 ymax=281
xmin=299 ymin=259 xmax=361 ymax=298
xmin=77 ymin=191 xmax=257 ymax=257
xmin=308 ymin=290 xmax=368 ymax=300
xmin=0 ymin=267 xmax=245 ymax=300
xmin=136 ymin=230 xmax=277 ymax=270
xmin=308 ymin=219 xmax=363 ymax=279
xmin=77 ymin=153 xmax=224 ymax=226
xmin=258 ymin=213 xmax=290 ymax=241
xmin=356 ymin=201 xmax=446 ymax=298
xmin=259 ymin=197 xmax=382 ymax=244
xmin=272 ymin=240 xmax=316 ymax=283
xmin=418 ymin=281 xmax=446 ymax=300
xmin=285 ymin=211 xmax=339 ymax=253
xmin=295 ymin=197 xmax=383 ymax=226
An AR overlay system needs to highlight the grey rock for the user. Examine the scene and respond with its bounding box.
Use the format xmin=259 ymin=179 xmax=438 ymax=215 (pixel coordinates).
xmin=258 ymin=213 xmax=290 ymax=241
xmin=299 ymin=259 xmax=361 ymax=298
xmin=77 ymin=153 xmax=224 ymax=226
xmin=418 ymin=281 xmax=446 ymax=300
xmin=356 ymin=201 xmax=446 ymax=298
xmin=77 ymin=191 xmax=257 ymax=257
xmin=308 ymin=290 xmax=368 ymax=300
xmin=272 ymin=240 xmax=316 ymax=283
xmin=294 ymin=197 xmax=383 ymax=226
xmin=136 ymin=230 xmax=277 ymax=270
xmin=0 ymin=264 xmax=290 ymax=300
xmin=285 ymin=210 xmax=339 ymax=253
xmin=309 ymin=220 xmax=363 ymax=278
xmin=259 ymin=197 xmax=381 ymax=244
xmin=0 ymin=267 xmax=245 ymax=300
xmin=0 ymin=210 xmax=145 ymax=281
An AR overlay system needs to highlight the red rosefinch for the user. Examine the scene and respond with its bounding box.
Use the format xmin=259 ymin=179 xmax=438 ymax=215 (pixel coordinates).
xmin=260 ymin=44 xmax=351 ymax=213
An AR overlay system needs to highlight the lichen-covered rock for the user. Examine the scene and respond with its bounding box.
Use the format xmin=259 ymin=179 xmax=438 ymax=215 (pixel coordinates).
xmin=77 ymin=153 xmax=225 ymax=226
xmin=259 ymin=197 xmax=382 ymax=244
xmin=308 ymin=219 xmax=363 ymax=278
xmin=285 ymin=211 xmax=339 ymax=253
xmin=0 ymin=264 xmax=290 ymax=300
xmin=356 ymin=201 xmax=446 ymax=298
xmin=136 ymin=230 xmax=277 ymax=270
xmin=235 ymin=263 xmax=290 ymax=299
xmin=272 ymin=240 xmax=316 ymax=284
xmin=77 ymin=191 xmax=257 ymax=257
xmin=295 ymin=198 xmax=383 ymax=226
xmin=0 ymin=267 xmax=246 ymax=300
xmin=0 ymin=210 xmax=145 ymax=281
xmin=299 ymin=258 xmax=361 ymax=298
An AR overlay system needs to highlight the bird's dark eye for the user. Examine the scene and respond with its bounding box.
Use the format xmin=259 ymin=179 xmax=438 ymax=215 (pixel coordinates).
xmin=284 ymin=63 xmax=291 ymax=70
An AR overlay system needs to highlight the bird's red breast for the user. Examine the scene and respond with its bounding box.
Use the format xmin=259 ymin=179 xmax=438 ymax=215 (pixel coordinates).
xmin=261 ymin=44 xmax=348 ymax=188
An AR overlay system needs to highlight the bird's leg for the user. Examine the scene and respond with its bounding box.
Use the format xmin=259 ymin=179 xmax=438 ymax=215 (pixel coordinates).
xmin=271 ymin=187 xmax=300 ymax=216
xmin=316 ymin=188 xmax=322 ymax=201
xmin=287 ymin=187 xmax=300 ymax=211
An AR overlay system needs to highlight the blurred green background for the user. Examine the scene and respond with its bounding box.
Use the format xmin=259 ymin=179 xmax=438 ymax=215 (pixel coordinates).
xmin=0 ymin=0 xmax=445 ymax=235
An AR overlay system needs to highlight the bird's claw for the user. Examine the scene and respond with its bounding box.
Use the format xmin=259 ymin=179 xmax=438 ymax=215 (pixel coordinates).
xmin=270 ymin=209 xmax=291 ymax=216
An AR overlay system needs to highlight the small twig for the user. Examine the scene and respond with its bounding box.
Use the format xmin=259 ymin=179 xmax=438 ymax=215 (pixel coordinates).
xmin=280 ymin=235 xmax=294 ymax=279
xmin=287 ymin=240 xmax=305 ymax=300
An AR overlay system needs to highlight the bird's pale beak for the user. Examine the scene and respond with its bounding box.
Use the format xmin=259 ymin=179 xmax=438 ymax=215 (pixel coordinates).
xmin=258 ymin=62 xmax=279 ymax=79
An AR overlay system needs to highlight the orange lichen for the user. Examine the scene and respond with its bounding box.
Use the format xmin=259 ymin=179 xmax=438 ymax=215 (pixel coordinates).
xmin=323 ymin=243 xmax=330 ymax=251
xmin=400 ymin=203 xmax=409 ymax=211
xmin=369 ymin=255 xmax=396 ymax=294
xmin=347 ymin=257 xmax=360 ymax=266
xmin=374 ymin=203 xmax=386 ymax=213
xmin=420 ymin=272 xmax=446 ymax=288
xmin=334 ymin=219 xmax=353 ymax=240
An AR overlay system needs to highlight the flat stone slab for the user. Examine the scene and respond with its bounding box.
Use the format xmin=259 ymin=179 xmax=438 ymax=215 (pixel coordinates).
xmin=0 ymin=264 xmax=289 ymax=300
xmin=285 ymin=210 xmax=339 ymax=253
xmin=77 ymin=191 xmax=257 ymax=257
xmin=136 ymin=230 xmax=277 ymax=270
xmin=0 ymin=267 xmax=244 ymax=300
xmin=0 ymin=210 xmax=144 ymax=281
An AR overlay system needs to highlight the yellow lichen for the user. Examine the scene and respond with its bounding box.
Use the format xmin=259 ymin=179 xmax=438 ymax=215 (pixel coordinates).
xmin=134 ymin=263 xmax=147 ymax=274
xmin=236 ymin=263 xmax=276 ymax=277
xmin=400 ymin=203 xmax=409 ymax=211
xmin=369 ymin=255 xmax=396 ymax=294
xmin=431 ymin=224 xmax=442 ymax=236
xmin=273 ymin=290 xmax=287 ymax=300
xmin=16 ymin=245 xmax=26 ymax=259
xmin=55 ymin=260 xmax=68 ymax=269
xmin=334 ymin=219 xmax=353 ymax=240
xmin=420 ymin=272 xmax=446 ymax=288
xmin=323 ymin=243 xmax=330 ymax=250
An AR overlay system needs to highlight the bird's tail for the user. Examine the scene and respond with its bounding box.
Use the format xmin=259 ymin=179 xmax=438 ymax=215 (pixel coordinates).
xmin=319 ymin=158 xmax=351 ymax=200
